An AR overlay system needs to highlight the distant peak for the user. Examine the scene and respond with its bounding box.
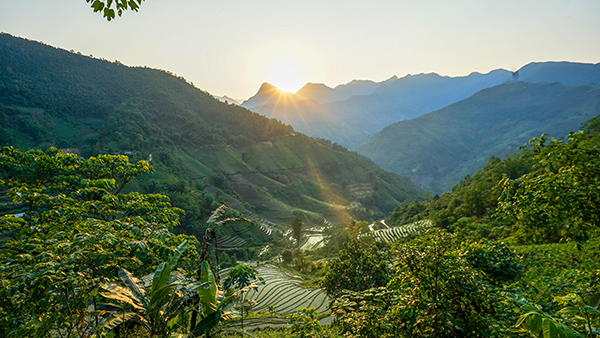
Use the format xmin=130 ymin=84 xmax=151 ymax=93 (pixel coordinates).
xmin=302 ymin=82 xmax=331 ymax=88
xmin=254 ymin=82 xmax=288 ymax=95
xmin=259 ymin=82 xmax=278 ymax=90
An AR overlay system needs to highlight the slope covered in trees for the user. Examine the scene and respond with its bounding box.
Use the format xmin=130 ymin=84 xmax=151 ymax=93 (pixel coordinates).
xmin=0 ymin=33 xmax=424 ymax=242
xmin=356 ymin=81 xmax=600 ymax=193
xmin=386 ymin=115 xmax=600 ymax=244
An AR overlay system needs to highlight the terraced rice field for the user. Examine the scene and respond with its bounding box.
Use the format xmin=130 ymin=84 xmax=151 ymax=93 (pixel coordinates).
xmin=360 ymin=219 xmax=432 ymax=242
xmin=218 ymin=222 xmax=273 ymax=250
xmin=245 ymin=264 xmax=329 ymax=315
xmin=223 ymin=264 xmax=330 ymax=329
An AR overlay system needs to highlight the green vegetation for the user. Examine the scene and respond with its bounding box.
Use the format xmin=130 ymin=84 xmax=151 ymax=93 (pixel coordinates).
xmin=99 ymin=241 xmax=204 ymax=337
xmin=320 ymin=239 xmax=393 ymax=300
xmin=0 ymin=147 xmax=202 ymax=336
xmin=386 ymin=115 xmax=600 ymax=245
xmin=317 ymin=116 xmax=599 ymax=338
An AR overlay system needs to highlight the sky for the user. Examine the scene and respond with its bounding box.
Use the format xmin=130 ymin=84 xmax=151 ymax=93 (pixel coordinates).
xmin=1 ymin=0 xmax=599 ymax=99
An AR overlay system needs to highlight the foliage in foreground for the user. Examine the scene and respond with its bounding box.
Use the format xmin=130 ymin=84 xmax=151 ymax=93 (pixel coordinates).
xmin=0 ymin=147 xmax=204 ymax=337
xmin=0 ymin=147 xmax=256 ymax=337
xmin=86 ymin=0 xmax=145 ymax=21
xmin=330 ymin=229 xmax=520 ymax=338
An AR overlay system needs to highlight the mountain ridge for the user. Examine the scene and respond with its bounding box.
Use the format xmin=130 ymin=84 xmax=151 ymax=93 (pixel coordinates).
xmin=241 ymin=62 xmax=600 ymax=149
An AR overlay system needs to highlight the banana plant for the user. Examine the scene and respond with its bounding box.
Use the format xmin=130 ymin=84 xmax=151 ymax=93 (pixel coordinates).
xmin=555 ymin=293 xmax=600 ymax=338
xmin=507 ymin=293 xmax=594 ymax=338
xmin=189 ymin=260 xmax=237 ymax=338
xmin=99 ymin=240 xmax=204 ymax=337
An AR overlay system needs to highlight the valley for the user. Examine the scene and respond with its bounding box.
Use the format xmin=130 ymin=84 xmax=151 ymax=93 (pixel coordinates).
xmin=1 ymin=31 xmax=599 ymax=338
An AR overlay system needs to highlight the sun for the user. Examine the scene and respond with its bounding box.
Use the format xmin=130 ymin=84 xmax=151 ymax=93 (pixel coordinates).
xmin=265 ymin=62 xmax=304 ymax=93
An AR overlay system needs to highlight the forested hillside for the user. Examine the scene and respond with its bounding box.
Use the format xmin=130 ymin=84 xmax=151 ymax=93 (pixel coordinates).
xmin=356 ymin=81 xmax=600 ymax=193
xmin=386 ymin=115 xmax=600 ymax=244
xmin=0 ymin=33 xmax=424 ymax=240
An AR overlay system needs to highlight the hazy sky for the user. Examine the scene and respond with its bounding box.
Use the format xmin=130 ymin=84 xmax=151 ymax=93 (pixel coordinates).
xmin=1 ymin=0 xmax=599 ymax=99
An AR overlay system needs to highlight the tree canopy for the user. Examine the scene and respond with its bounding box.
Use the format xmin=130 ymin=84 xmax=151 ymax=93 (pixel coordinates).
xmin=0 ymin=147 xmax=200 ymax=336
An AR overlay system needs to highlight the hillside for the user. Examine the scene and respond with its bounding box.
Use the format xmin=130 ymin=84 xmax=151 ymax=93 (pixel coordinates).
xmin=0 ymin=33 xmax=424 ymax=234
xmin=355 ymin=81 xmax=600 ymax=193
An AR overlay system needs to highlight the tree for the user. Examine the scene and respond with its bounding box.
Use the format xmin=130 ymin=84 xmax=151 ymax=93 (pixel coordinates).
xmin=320 ymin=239 xmax=393 ymax=300
xmin=189 ymin=203 xmax=253 ymax=334
xmin=0 ymin=147 xmax=199 ymax=337
xmin=223 ymin=264 xmax=264 ymax=334
xmin=386 ymin=229 xmax=497 ymax=337
xmin=86 ymin=0 xmax=146 ymax=21
xmin=331 ymin=229 xmax=501 ymax=338
xmin=292 ymin=217 xmax=303 ymax=250
xmin=499 ymin=125 xmax=600 ymax=243
xmin=99 ymin=241 xmax=205 ymax=337
xmin=288 ymin=307 xmax=326 ymax=338
xmin=190 ymin=260 xmax=238 ymax=338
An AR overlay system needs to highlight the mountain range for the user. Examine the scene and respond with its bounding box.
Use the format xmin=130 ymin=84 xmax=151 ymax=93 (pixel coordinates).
xmin=242 ymin=61 xmax=600 ymax=149
xmin=0 ymin=33 xmax=424 ymax=232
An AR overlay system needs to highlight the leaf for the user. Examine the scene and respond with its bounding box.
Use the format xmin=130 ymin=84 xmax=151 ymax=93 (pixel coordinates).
xmin=91 ymin=0 xmax=104 ymax=12
xmin=118 ymin=268 xmax=148 ymax=308
xmin=588 ymin=293 xmax=600 ymax=308
xmin=102 ymin=311 xmax=144 ymax=332
xmin=541 ymin=318 xmax=558 ymax=338
xmin=207 ymin=204 xmax=227 ymax=224
xmin=99 ymin=284 xmax=144 ymax=311
xmin=190 ymin=311 xmax=225 ymax=336
xmin=583 ymin=305 xmax=600 ymax=315
xmin=165 ymin=281 xmax=205 ymax=317
xmin=151 ymin=240 xmax=188 ymax=297
xmin=558 ymin=306 xmax=580 ymax=316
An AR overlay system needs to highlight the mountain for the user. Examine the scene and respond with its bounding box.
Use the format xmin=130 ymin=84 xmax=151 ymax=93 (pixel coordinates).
xmin=0 ymin=33 xmax=424 ymax=233
xmin=355 ymin=81 xmax=600 ymax=194
xmin=517 ymin=61 xmax=600 ymax=85
xmin=294 ymin=83 xmax=336 ymax=103
xmin=215 ymin=95 xmax=242 ymax=105
xmin=240 ymin=82 xmax=300 ymax=108
xmin=241 ymin=78 xmax=387 ymax=109
xmin=242 ymin=70 xmax=514 ymax=148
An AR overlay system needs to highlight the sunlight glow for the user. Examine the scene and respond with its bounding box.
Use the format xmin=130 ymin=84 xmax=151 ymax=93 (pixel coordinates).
xmin=265 ymin=62 xmax=304 ymax=93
